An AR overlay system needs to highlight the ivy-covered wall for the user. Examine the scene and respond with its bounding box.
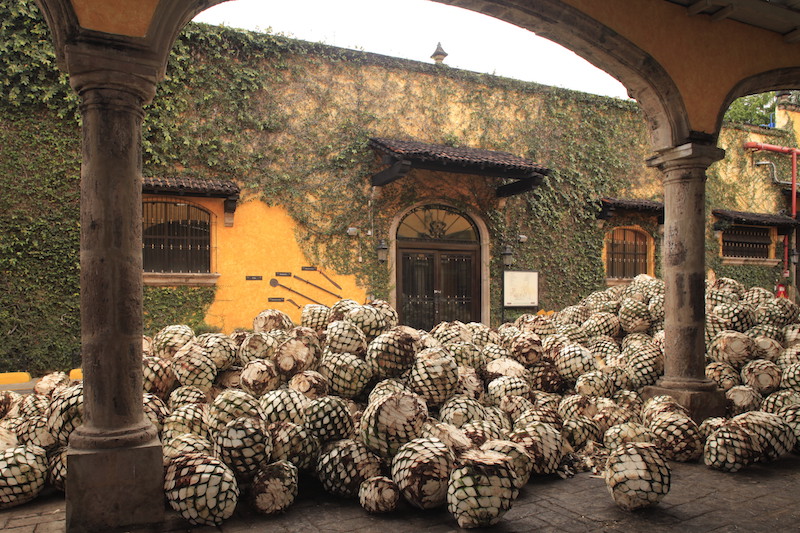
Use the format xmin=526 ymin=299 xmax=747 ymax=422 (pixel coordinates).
xmin=0 ymin=0 xmax=795 ymax=372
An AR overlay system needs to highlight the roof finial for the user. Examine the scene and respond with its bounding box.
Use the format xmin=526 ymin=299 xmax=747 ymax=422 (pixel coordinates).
xmin=431 ymin=42 xmax=448 ymax=65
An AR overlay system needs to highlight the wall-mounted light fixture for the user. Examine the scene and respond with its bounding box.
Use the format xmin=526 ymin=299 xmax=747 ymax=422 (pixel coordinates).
xmin=518 ymin=234 xmax=528 ymax=243
xmin=376 ymin=240 xmax=389 ymax=263
xmin=346 ymin=227 xmax=360 ymax=237
xmin=501 ymin=244 xmax=514 ymax=268
xmin=792 ymin=249 xmax=799 ymax=265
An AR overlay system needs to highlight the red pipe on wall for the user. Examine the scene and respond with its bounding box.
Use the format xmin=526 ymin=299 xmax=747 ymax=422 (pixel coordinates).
xmin=744 ymin=141 xmax=798 ymax=275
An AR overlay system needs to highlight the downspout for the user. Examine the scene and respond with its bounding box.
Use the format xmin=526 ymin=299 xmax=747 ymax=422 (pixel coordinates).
xmin=744 ymin=141 xmax=798 ymax=292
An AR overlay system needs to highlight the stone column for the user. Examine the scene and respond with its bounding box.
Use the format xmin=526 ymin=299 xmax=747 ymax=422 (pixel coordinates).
xmin=644 ymin=142 xmax=727 ymax=422
xmin=65 ymin=64 xmax=164 ymax=532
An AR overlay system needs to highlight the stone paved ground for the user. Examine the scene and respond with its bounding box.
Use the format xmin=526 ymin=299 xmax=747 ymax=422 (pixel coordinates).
xmin=2 ymin=454 xmax=799 ymax=532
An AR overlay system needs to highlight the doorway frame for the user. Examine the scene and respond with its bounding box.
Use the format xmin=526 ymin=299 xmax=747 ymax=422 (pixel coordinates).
xmin=388 ymin=201 xmax=491 ymax=325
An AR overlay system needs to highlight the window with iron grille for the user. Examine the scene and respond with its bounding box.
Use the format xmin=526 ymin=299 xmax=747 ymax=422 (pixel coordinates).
xmin=721 ymin=225 xmax=772 ymax=259
xmin=143 ymin=201 xmax=211 ymax=273
xmin=605 ymin=227 xmax=651 ymax=279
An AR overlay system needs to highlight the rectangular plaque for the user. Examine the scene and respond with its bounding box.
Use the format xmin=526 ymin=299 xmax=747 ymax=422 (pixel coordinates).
xmin=268 ymin=297 xmax=285 ymax=302
xmin=275 ymin=272 xmax=291 ymax=277
xmin=503 ymin=270 xmax=539 ymax=307
xmin=245 ymin=276 xmax=262 ymax=281
xmin=301 ymin=266 xmax=317 ymax=271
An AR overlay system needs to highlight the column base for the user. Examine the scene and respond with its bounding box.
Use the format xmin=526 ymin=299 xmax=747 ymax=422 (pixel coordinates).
xmin=66 ymin=437 xmax=164 ymax=533
xmin=642 ymin=381 xmax=727 ymax=423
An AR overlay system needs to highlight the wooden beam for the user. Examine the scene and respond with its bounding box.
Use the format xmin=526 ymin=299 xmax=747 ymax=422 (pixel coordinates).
xmin=711 ymin=4 xmax=735 ymax=21
xmin=496 ymin=176 xmax=544 ymax=198
xmin=371 ymin=159 xmax=412 ymax=186
xmin=688 ymin=0 xmax=715 ymax=16
xmin=785 ymin=27 xmax=800 ymax=43
xmin=408 ymin=160 xmax=546 ymax=180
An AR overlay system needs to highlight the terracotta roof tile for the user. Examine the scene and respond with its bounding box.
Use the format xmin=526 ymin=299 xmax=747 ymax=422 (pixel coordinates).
xmin=369 ymin=137 xmax=550 ymax=176
xmin=712 ymin=208 xmax=799 ymax=227
xmin=600 ymin=197 xmax=664 ymax=213
xmin=143 ymin=176 xmax=240 ymax=197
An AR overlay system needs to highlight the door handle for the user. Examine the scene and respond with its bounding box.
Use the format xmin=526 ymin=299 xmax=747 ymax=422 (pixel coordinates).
xmin=433 ymin=290 xmax=442 ymax=294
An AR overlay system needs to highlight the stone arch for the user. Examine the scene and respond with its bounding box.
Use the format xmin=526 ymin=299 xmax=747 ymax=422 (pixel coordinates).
xmin=388 ymin=200 xmax=492 ymax=325
xmin=717 ymin=67 xmax=800 ymax=132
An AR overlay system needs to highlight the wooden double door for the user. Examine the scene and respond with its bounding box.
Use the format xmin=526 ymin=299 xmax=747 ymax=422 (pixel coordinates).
xmin=397 ymin=242 xmax=480 ymax=331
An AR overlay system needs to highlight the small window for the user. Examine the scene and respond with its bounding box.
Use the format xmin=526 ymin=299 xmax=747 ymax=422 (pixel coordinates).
xmin=720 ymin=225 xmax=774 ymax=259
xmin=143 ymin=201 xmax=211 ymax=273
xmin=605 ymin=227 xmax=652 ymax=279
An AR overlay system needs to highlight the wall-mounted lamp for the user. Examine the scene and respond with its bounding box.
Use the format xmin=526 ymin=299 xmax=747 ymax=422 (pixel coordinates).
xmin=792 ymin=249 xmax=799 ymax=265
xmin=501 ymin=244 xmax=514 ymax=268
xmin=376 ymin=240 xmax=389 ymax=263
xmin=755 ymin=160 xmax=786 ymax=185
xmin=346 ymin=227 xmax=360 ymax=237
xmin=518 ymin=234 xmax=528 ymax=243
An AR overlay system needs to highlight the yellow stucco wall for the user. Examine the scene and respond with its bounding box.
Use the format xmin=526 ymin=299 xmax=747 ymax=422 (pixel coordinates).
xmin=143 ymin=194 xmax=367 ymax=332
xmin=70 ymin=0 xmax=158 ymax=37
xmin=565 ymin=0 xmax=800 ymax=135
xmin=206 ymin=199 xmax=366 ymax=332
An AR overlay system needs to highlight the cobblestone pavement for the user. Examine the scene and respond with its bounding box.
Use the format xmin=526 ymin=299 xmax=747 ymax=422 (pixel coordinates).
xmin=2 ymin=454 xmax=799 ymax=533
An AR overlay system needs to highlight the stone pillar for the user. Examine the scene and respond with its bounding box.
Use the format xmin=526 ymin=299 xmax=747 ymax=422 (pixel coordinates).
xmin=65 ymin=65 xmax=164 ymax=532
xmin=643 ymin=142 xmax=727 ymax=422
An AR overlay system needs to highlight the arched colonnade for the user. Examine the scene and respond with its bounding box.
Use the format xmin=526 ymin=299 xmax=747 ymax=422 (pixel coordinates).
xmin=28 ymin=0 xmax=800 ymax=530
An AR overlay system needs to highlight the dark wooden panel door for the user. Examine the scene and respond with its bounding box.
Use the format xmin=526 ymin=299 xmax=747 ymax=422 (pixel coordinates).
xmin=398 ymin=246 xmax=479 ymax=330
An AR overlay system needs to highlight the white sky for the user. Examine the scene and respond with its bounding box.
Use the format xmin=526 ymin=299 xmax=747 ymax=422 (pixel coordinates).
xmin=192 ymin=0 xmax=630 ymax=100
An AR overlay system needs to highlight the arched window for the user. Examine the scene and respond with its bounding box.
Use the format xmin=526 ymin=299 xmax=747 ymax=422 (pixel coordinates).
xmin=143 ymin=201 xmax=211 ymax=273
xmin=397 ymin=204 xmax=479 ymax=243
xmin=605 ymin=226 xmax=653 ymax=279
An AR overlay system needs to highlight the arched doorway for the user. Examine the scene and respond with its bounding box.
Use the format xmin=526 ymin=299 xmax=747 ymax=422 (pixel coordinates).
xmin=395 ymin=204 xmax=481 ymax=330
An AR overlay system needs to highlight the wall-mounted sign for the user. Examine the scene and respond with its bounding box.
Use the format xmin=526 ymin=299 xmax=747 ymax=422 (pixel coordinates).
xmin=245 ymin=276 xmax=262 ymax=281
xmin=503 ymin=270 xmax=539 ymax=307
xmin=275 ymin=272 xmax=291 ymax=277
xmin=268 ymin=297 xmax=285 ymax=302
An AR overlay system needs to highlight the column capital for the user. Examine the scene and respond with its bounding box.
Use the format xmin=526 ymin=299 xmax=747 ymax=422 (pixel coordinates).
xmin=647 ymin=142 xmax=726 ymax=171
xmin=65 ymin=41 xmax=159 ymax=105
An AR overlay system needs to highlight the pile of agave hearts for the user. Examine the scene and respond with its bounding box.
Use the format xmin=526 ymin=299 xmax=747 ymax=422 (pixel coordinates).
xmin=1 ymin=274 xmax=799 ymax=527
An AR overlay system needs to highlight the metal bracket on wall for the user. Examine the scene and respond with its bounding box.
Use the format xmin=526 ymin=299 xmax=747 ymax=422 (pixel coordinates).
xmin=269 ymin=278 xmax=324 ymax=305
xmin=293 ymin=274 xmax=341 ymax=299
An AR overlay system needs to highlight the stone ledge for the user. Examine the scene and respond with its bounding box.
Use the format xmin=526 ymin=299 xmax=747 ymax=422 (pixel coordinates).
xmin=142 ymin=272 xmax=220 ymax=287
xmin=720 ymin=257 xmax=781 ymax=267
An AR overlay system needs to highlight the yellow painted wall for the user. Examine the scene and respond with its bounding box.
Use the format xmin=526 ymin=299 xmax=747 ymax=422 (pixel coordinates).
xmin=70 ymin=0 xmax=158 ymax=37
xmin=206 ymin=199 xmax=366 ymax=332
xmin=778 ymin=104 xmax=800 ymax=141
xmin=144 ymin=194 xmax=366 ymax=332
xmin=564 ymin=0 xmax=800 ymax=135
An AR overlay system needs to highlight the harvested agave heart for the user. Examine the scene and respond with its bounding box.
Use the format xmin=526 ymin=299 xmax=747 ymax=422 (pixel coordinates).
xmin=153 ymin=324 xmax=195 ymax=359
xmin=248 ymin=460 xmax=299 ymax=515
xmin=164 ymin=452 xmax=239 ymax=526
xmin=360 ymin=391 xmax=428 ymax=458
xmin=391 ymin=437 xmax=454 ymax=509
xmin=359 ymin=475 xmax=400 ymax=513
xmin=316 ymin=438 xmax=382 ymax=498
xmin=604 ymin=442 xmax=670 ymax=511
xmin=239 ymin=359 xmax=281 ymax=397
xmin=480 ymin=439 xmax=533 ymax=489
xmin=303 ymin=395 xmax=354 ymax=443
xmin=253 ymin=309 xmax=294 ymax=333
xmin=703 ymin=423 xmax=760 ymax=472
xmin=446 ymin=449 xmax=519 ymax=528
xmin=0 ymin=445 xmax=48 ymax=509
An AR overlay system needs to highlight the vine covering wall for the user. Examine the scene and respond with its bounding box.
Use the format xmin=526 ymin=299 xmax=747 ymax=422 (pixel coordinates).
xmin=0 ymin=0 xmax=792 ymax=371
